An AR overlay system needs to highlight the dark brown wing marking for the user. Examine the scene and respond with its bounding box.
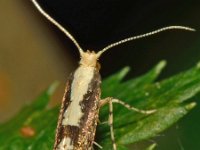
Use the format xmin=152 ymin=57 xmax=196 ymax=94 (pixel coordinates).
xmin=76 ymin=69 xmax=101 ymax=149
xmin=53 ymin=73 xmax=74 ymax=149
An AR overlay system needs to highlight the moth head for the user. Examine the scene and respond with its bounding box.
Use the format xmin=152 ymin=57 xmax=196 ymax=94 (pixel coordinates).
xmin=79 ymin=50 xmax=100 ymax=67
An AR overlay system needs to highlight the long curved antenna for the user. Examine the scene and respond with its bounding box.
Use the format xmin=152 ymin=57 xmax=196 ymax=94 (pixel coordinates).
xmin=97 ymin=26 xmax=195 ymax=57
xmin=31 ymin=0 xmax=84 ymax=55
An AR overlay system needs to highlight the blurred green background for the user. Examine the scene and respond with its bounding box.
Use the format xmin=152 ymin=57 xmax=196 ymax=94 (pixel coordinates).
xmin=0 ymin=0 xmax=199 ymax=149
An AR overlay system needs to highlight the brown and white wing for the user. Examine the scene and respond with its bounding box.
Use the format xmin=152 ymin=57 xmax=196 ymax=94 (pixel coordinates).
xmin=53 ymin=73 xmax=74 ymax=150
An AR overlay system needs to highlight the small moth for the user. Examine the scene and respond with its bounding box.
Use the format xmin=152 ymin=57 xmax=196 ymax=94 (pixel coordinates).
xmin=31 ymin=0 xmax=195 ymax=150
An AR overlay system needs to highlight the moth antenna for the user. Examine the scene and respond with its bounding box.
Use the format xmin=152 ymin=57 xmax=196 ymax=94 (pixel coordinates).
xmin=97 ymin=26 xmax=195 ymax=57
xmin=31 ymin=0 xmax=84 ymax=55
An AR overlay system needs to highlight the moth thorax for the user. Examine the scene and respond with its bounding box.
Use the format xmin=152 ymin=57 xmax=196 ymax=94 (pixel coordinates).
xmin=80 ymin=50 xmax=99 ymax=67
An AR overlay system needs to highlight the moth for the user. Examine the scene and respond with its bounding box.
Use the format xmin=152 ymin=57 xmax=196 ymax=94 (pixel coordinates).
xmin=31 ymin=0 xmax=195 ymax=150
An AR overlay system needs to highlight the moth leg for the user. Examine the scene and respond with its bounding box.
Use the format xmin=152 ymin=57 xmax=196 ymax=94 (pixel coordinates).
xmin=97 ymin=119 xmax=108 ymax=124
xmin=99 ymin=97 xmax=156 ymax=150
xmin=93 ymin=141 xmax=103 ymax=149
xmin=100 ymin=97 xmax=156 ymax=114
xmin=108 ymin=99 xmax=117 ymax=150
xmin=100 ymin=98 xmax=117 ymax=150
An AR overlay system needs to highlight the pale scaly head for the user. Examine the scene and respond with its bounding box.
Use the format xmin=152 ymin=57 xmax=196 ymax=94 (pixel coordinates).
xmin=31 ymin=0 xmax=196 ymax=69
xmin=79 ymin=50 xmax=100 ymax=67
